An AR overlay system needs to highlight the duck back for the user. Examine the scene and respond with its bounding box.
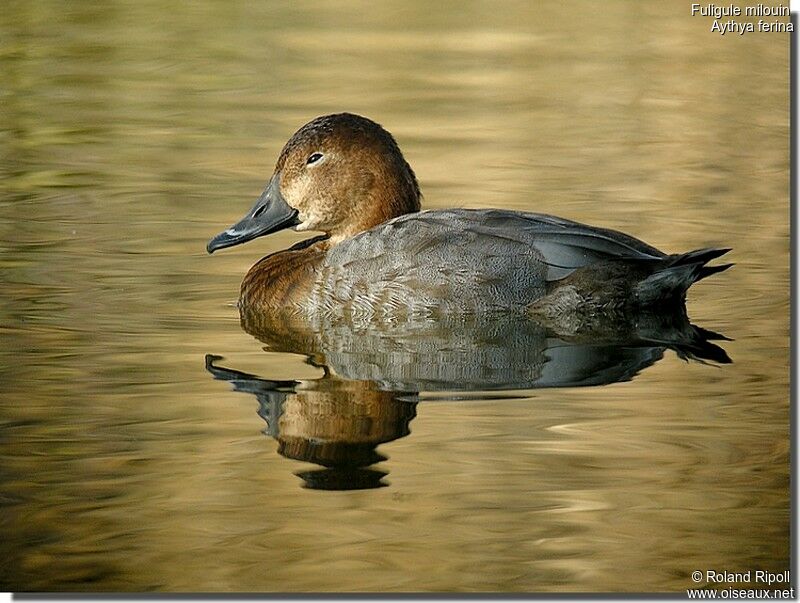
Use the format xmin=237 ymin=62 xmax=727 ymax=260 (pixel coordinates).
xmin=301 ymin=208 xmax=689 ymax=317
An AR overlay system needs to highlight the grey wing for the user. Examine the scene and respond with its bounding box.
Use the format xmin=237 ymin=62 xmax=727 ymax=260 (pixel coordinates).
xmin=316 ymin=209 xmax=665 ymax=312
xmin=466 ymin=209 xmax=666 ymax=280
xmin=319 ymin=211 xmax=542 ymax=311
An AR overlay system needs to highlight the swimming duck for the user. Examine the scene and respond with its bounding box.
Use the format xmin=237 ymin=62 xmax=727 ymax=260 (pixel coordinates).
xmin=208 ymin=113 xmax=731 ymax=317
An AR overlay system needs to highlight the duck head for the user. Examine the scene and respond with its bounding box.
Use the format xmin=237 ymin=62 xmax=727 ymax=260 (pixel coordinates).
xmin=207 ymin=113 xmax=421 ymax=253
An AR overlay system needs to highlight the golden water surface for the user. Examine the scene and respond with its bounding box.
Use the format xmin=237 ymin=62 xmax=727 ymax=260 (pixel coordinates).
xmin=0 ymin=0 xmax=790 ymax=593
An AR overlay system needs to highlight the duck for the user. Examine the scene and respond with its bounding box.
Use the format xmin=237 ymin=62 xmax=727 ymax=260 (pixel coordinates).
xmin=207 ymin=113 xmax=731 ymax=318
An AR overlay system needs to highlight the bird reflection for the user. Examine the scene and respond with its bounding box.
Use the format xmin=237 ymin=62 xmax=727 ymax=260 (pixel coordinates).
xmin=206 ymin=306 xmax=730 ymax=490
xmin=205 ymin=355 xmax=416 ymax=490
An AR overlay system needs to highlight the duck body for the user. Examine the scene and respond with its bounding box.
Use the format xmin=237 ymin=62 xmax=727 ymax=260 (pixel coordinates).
xmin=238 ymin=207 xmax=729 ymax=319
xmin=209 ymin=113 xmax=730 ymax=319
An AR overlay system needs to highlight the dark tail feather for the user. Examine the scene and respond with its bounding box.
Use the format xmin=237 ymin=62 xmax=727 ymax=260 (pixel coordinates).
xmin=635 ymin=247 xmax=732 ymax=305
xmin=669 ymin=247 xmax=733 ymax=282
xmin=668 ymin=247 xmax=732 ymax=267
xmin=697 ymin=262 xmax=734 ymax=281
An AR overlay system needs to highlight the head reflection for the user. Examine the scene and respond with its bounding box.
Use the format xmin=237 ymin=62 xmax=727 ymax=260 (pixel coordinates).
xmin=205 ymin=355 xmax=416 ymax=490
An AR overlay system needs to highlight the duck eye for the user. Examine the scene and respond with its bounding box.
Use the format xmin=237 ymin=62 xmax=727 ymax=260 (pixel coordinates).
xmin=306 ymin=152 xmax=323 ymax=165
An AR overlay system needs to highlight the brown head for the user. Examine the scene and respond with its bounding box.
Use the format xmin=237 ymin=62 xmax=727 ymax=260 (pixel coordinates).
xmin=207 ymin=113 xmax=421 ymax=253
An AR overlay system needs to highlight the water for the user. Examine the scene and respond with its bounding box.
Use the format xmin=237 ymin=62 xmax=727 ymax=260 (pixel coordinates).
xmin=0 ymin=0 xmax=790 ymax=593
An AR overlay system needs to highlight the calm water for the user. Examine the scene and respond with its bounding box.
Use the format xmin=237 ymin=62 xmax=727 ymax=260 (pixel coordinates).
xmin=0 ymin=0 xmax=790 ymax=593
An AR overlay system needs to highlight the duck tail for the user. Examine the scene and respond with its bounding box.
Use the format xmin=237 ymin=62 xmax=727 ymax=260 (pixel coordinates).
xmin=634 ymin=247 xmax=733 ymax=305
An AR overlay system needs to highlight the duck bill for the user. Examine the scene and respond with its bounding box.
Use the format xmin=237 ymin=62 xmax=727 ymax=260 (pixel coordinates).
xmin=207 ymin=176 xmax=299 ymax=254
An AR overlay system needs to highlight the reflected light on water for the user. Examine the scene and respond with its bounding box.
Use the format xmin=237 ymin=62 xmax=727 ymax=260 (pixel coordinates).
xmin=0 ymin=0 xmax=789 ymax=593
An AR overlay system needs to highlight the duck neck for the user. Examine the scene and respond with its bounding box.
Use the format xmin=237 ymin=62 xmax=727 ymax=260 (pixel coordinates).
xmin=332 ymin=169 xmax=421 ymax=243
